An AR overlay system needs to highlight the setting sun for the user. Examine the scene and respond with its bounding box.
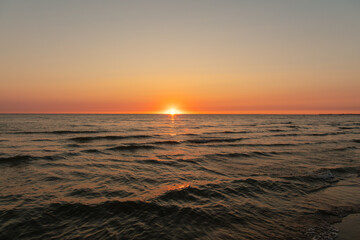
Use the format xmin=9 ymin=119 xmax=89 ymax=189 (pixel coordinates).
xmin=164 ymin=108 xmax=182 ymax=115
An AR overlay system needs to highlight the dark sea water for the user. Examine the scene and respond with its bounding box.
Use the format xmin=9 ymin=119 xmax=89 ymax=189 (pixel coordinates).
xmin=0 ymin=114 xmax=360 ymax=240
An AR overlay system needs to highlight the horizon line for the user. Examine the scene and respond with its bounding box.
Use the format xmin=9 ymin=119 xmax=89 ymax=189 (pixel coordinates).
xmin=1 ymin=112 xmax=359 ymax=115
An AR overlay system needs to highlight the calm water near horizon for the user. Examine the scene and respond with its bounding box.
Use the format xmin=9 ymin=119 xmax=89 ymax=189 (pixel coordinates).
xmin=0 ymin=114 xmax=360 ymax=239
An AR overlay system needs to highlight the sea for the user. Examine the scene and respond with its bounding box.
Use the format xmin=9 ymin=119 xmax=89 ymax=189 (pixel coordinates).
xmin=0 ymin=114 xmax=359 ymax=240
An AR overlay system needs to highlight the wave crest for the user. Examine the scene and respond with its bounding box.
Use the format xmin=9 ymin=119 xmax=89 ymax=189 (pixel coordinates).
xmin=70 ymin=134 xmax=153 ymax=142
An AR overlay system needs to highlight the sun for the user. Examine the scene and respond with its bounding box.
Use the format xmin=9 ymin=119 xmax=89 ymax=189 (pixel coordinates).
xmin=164 ymin=107 xmax=182 ymax=115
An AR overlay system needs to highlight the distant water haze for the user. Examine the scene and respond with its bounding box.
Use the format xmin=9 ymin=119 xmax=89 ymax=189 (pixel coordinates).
xmin=0 ymin=114 xmax=359 ymax=239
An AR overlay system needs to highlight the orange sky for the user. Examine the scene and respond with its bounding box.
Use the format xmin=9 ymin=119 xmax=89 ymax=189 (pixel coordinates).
xmin=0 ymin=1 xmax=359 ymax=114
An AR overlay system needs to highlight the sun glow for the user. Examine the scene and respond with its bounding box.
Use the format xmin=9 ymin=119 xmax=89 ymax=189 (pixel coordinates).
xmin=164 ymin=108 xmax=182 ymax=115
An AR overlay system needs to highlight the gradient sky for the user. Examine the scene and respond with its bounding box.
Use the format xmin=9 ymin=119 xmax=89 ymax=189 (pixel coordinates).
xmin=1 ymin=0 xmax=359 ymax=113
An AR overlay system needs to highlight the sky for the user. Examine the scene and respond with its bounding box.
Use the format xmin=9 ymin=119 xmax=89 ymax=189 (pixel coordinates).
xmin=0 ymin=0 xmax=359 ymax=114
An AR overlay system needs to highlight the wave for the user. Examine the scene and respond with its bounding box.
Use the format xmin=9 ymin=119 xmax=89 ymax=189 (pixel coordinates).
xmin=186 ymin=137 xmax=245 ymax=144
xmin=270 ymin=132 xmax=346 ymax=138
xmin=152 ymin=140 xmax=181 ymax=145
xmin=135 ymin=159 xmax=180 ymax=166
xmin=228 ymin=178 xmax=294 ymax=196
xmin=328 ymin=146 xmax=357 ymax=152
xmin=32 ymin=139 xmax=53 ymax=142
xmin=307 ymin=132 xmax=345 ymax=136
xmin=108 ymin=144 xmax=157 ymax=151
xmin=43 ymin=153 xmax=76 ymax=161
xmin=81 ymin=149 xmax=105 ymax=154
xmin=69 ymin=134 xmax=153 ymax=142
xmin=1 ymin=180 xmax=355 ymax=240
xmin=229 ymin=177 xmax=338 ymax=197
xmin=282 ymin=167 xmax=360 ymax=183
xmin=268 ymin=129 xmax=287 ymax=132
xmin=155 ymin=177 xmax=335 ymax=204
xmin=282 ymin=171 xmax=334 ymax=182
xmin=211 ymin=152 xmax=254 ymax=158
xmin=339 ymin=126 xmax=360 ymax=130
xmin=234 ymin=124 xmax=257 ymax=127
xmin=204 ymin=130 xmax=250 ymax=135
xmin=67 ymin=188 xmax=132 ymax=199
xmin=6 ymin=198 xmax=223 ymax=240
xmin=127 ymin=128 xmax=145 ymax=132
xmin=177 ymin=158 xmax=200 ymax=165
xmin=67 ymin=144 xmax=81 ymax=148
xmin=43 ymin=176 xmax=65 ymax=182
xmin=310 ymin=169 xmax=335 ymax=180
xmin=272 ymin=133 xmax=300 ymax=137
xmin=209 ymin=151 xmax=291 ymax=159
xmin=0 ymin=155 xmax=34 ymax=164
xmin=157 ymin=185 xmax=225 ymax=202
xmin=13 ymin=130 xmax=108 ymax=135
xmin=327 ymin=166 xmax=360 ymax=174
xmin=221 ymin=130 xmax=250 ymax=134
xmin=218 ymin=143 xmax=298 ymax=147
xmin=0 ymin=152 xmax=81 ymax=165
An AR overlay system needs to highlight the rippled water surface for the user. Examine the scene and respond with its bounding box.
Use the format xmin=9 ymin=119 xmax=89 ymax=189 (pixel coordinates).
xmin=0 ymin=114 xmax=360 ymax=239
